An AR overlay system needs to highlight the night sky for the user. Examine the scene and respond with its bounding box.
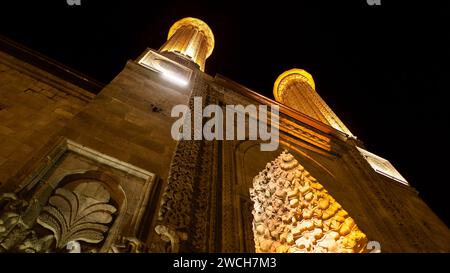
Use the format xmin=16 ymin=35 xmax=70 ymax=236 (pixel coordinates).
xmin=1 ymin=1 xmax=449 ymax=226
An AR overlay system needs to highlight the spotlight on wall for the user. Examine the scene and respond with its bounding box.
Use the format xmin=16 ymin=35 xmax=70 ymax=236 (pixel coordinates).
xmin=357 ymin=147 xmax=409 ymax=186
xmin=160 ymin=70 xmax=189 ymax=87
xmin=138 ymin=49 xmax=192 ymax=88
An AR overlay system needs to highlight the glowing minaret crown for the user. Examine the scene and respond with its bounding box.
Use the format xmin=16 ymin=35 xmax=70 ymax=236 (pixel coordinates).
xmin=274 ymin=68 xmax=353 ymax=136
xmin=159 ymin=17 xmax=214 ymax=72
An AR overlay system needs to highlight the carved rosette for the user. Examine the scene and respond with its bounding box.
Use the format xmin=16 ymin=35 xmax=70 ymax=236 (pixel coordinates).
xmin=249 ymin=151 xmax=368 ymax=253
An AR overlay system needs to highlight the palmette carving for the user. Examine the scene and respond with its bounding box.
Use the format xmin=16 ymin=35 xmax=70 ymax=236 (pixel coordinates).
xmin=37 ymin=182 xmax=117 ymax=250
xmin=250 ymin=151 xmax=369 ymax=253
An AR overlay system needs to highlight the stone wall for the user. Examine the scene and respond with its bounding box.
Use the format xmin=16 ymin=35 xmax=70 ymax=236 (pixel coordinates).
xmin=0 ymin=48 xmax=203 ymax=251
xmin=221 ymin=133 xmax=450 ymax=253
xmin=210 ymin=79 xmax=450 ymax=253
xmin=58 ymin=60 xmax=206 ymax=246
xmin=0 ymin=50 xmax=93 ymax=190
xmin=59 ymin=60 xmax=195 ymax=183
xmin=1 ymin=46 xmax=448 ymax=253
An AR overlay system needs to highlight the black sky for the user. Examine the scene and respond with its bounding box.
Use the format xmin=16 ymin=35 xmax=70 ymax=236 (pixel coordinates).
xmin=0 ymin=1 xmax=449 ymax=226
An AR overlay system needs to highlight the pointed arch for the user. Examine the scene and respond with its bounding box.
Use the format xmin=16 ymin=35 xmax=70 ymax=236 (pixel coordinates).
xmin=250 ymin=150 xmax=368 ymax=253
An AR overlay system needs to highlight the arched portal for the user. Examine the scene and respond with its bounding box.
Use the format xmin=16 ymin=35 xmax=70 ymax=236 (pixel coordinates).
xmin=250 ymin=151 xmax=368 ymax=253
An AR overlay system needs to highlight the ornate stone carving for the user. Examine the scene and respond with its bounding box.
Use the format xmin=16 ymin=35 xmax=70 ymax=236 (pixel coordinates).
xmin=344 ymin=147 xmax=430 ymax=251
xmin=109 ymin=236 xmax=148 ymax=253
xmin=249 ymin=151 xmax=368 ymax=253
xmin=66 ymin=241 xmax=81 ymax=253
xmin=155 ymin=78 xmax=215 ymax=252
xmin=37 ymin=182 xmax=117 ymax=250
xmin=190 ymin=138 xmax=214 ymax=251
xmin=0 ymin=192 xmax=37 ymax=252
xmin=1 ymin=139 xmax=157 ymax=253
xmin=16 ymin=233 xmax=54 ymax=253
xmin=157 ymin=139 xmax=200 ymax=228
xmin=154 ymin=224 xmax=188 ymax=253
xmin=0 ymin=194 xmax=54 ymax=253
xmin=280 ymin=118 xmax=331 ymax=151
xmin=0 ymin=184 xmax=118 ymax=253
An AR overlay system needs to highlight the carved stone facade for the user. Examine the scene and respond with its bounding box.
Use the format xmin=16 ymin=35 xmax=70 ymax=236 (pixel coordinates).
xmin=1 ymin=25 xmax=450 ymax=253
xmin=250 ymin=151 xmax=367 ymax=253
xmin=153 ymin=78 xmax=218 ymax=252
xmin=37 ymin=182 xmax=117 ymax=251
xmin=0 ymin=138 xmax=156 ymax=253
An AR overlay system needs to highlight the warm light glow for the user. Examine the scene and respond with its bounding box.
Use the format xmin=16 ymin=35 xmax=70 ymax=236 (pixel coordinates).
xmin=273 ymin=68 xmax=316 ymax=102
xmin=138 ymin=49 xmax=192 ymax=87
xmin=184 ymin=44 xmax=196 ymax=60
xmin=160 ymin=70 xmax=189 ymax=87
xmin=167 ymin=17 xmax=214 ymax=58
xmin=251 ymin=151 xmax=369 ymax=253
xmin=160 ymin=17 xmax=214 ymax=71
xmin=357 ymin=147 xmax=409 ymax=185
xmin=273 ymin=68 xmax=353 ymax=136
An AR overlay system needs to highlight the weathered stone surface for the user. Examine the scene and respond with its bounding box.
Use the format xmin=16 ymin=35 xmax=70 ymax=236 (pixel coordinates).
xmin=250 ymin=151 xmax=368 ymax=253
xmin=0 ymin=52 xmax=90 ymax=188
xmin=1 ymin=39 xmax=450 ymax=254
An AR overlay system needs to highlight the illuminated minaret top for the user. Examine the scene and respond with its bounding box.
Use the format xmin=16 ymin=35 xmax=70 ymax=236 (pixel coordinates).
xmin=159 ymin=17 xmax=214 ymax=72
xmin=274 ymin=68 xmax=353 ymax=136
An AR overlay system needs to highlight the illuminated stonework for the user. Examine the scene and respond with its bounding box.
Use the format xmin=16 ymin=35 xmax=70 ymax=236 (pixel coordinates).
xmin=2 ymin=15 xmax=450 ymax=254
xmin=357 ymin=147 xmax=409 ymax=185
xmin=159 ymin=17 xmax=214 ymax=71
xmin=273 ymin=69 xmax=353 ymax=136
xmin=250 ymin=151 xmax=368 ymax=253
xmin=274 ymin=69 xmax=316 ymax=101
xmin=138 ymin=49 xmax=193 ymax=87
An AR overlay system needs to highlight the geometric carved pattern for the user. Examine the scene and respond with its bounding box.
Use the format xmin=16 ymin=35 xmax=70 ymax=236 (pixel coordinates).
xmin=37 ymin=181 xmax=117 ymax=250
xmin=250 ymin=151 xmax=368 ymax=253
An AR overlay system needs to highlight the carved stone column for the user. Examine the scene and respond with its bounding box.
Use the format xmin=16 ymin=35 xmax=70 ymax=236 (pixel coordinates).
xmin=153 ymin=77 xmax=217 ymax=252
